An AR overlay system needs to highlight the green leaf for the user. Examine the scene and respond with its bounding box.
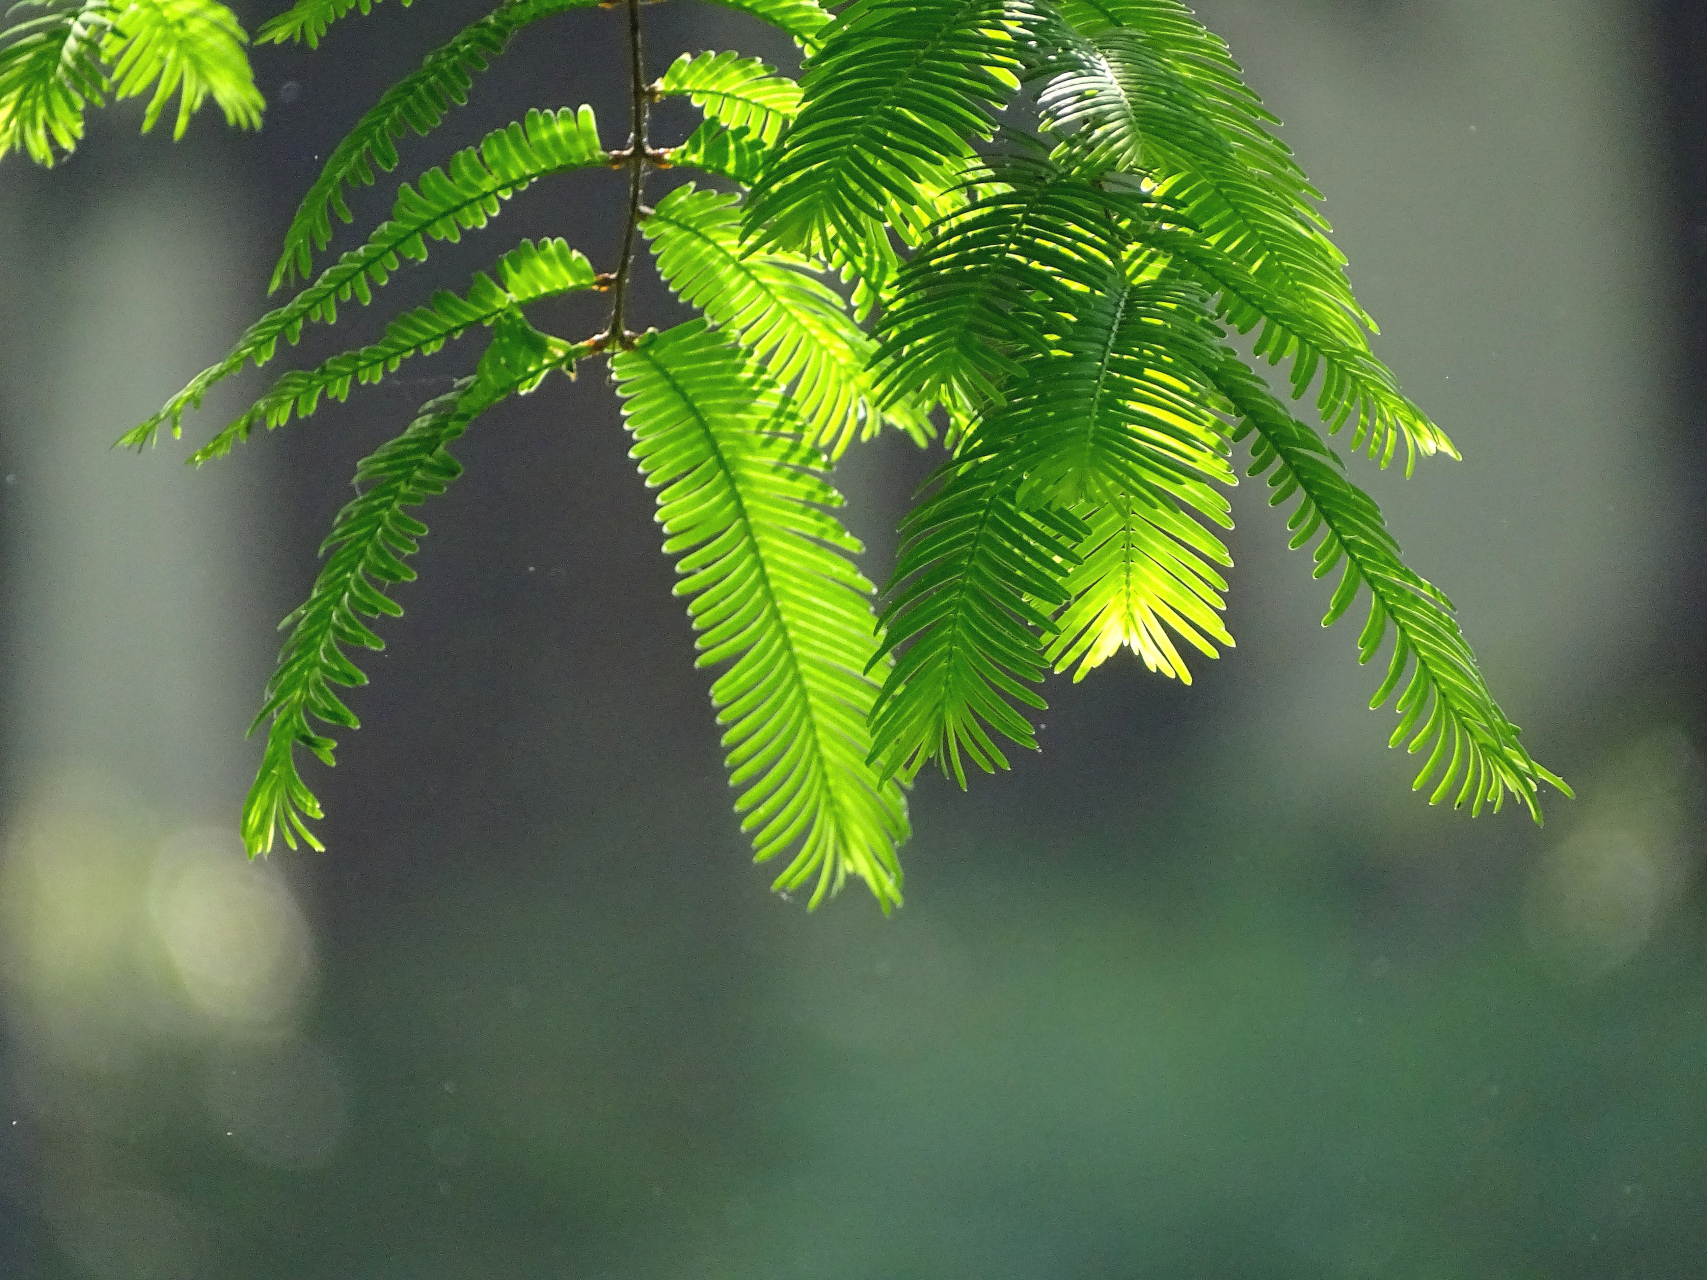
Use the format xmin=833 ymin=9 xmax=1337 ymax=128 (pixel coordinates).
xmin=654 ymin=49 xmax=799 ymax=148
xmin=867 ymin=461 xmax=1085 ymax=786
xmin=0 ymin=0 xmax=260 ymax=165
xmin=196 ymin=238 xmax=597 ymax=462
xmin=1045 ymin=489 xmax=1234 ymax=684
xmin=1055 ymin=0 xmax=1305 ymax=190
xmin=244 ymin=312 xmax=585 ymax=856
xmin=102 ymin=0 xmax=262 ymax=139
xmin=871 ymin=154 xmax=1141 ymax=409
xmin=643 ymin=183 xmax=930 ymax=457
xmin=967 ymin=271 xmax=1236 ymax=511
xmin=0 ymin=0 xmax=110 ymax=165
xmin=1037 ymin=19 xmax=1346 ymax=306
xmin=1031 ymin=8 xmax=1276 ymax=182
xmin=697 ymin=0 xmax=831 ymax=47
xmin=271 ymin=0 xmax=600 ymax=290
xmin=1036 ymin=5 xmax=1444 ymax=469
xmin=256 ymin=0 xmax=405 ymax=49
xmin=744 ymin=0 xmax=1037 ymax=272
xmin=613 ymin=320 xmax=909 ymax=910
xmin=970 ymin=269 xmax=1237 ymax=681
xmin=1215 ymin=355 xmax=1569 ymax=818
xmin=870 ymin=182 xmax=1248 ymax=782
xmin=123 ymin=104 xmax=607 ymax=449
xmin=668 ymin=116 xmax=772 ymax=186
xmin=1138 ymin=213 xmax=1455 ymax=473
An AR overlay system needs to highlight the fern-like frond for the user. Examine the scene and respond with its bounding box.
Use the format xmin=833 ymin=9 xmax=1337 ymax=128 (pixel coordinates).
xmin=245 ymin=311 xmax=584 ymax=855
xmin=743 ymin=0 xmax=1035 ymax=270
xmin=977 ymin=270 xmax=1237 ymax=682
xmin=1045 ymin=490 xmax=1232 ymax=683
xmin=256 ymin=0 xmax=403 ymax=49
xmin=102 ymin=0 xmax=261 ymax=138
xmin=1028 ymin=18 xmax=1148 ymax=174
xmin=1138 ymin=216 xmax=1454 ymax=473
xmin=0 ymin=0 xmax=259 ymax=164
xmin=867 ymin=462 xmax=1084 ymax=786
xmin=968 ymin=271 xmax=1235 ymax=508
xmin=271 ymin=0 xmax=599 ymax=290
xmin=870 ymin=268 xmax=1235 ymax=777
xmin=0 ymin=0 xmax=110 ymax=164
xmin=1033 ymin=4 xmax=1444 ymax=470
xmin=655 ymin=50 xmax=799 ymax=148
xmin=644 ymin=184 xmax=929 ymax=457
xmin=123 ymin=104 xmax=606 ymax=449
xmin=1036 ymin=21 xmax=1342 ymax=302
xmin=196 ymin=238 xmax=597 ymax=462
xmin=1215 ymin=356 xmax=1569 ymax=818
xmin=613 ymin=320 xmax=909 ymax=910
xmin=697 ymin=0 xmax=831 ymax=48
xmin=871 ymin=155 xmax=1139 ymax=408
xmin=1055 ymin=0 xmax=1318 ymax=224
xmin=668 ymin=116 xmax=771 ymax=186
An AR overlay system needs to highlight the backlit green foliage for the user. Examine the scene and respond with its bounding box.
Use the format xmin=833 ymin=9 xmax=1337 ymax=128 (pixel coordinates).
xmin=0 ymin=0 xmax=261 ymax=164
xmin=615 ymin=322 xmax=908 ymax=908
xmin=3 ymin=0 xmax=1570 ymax=907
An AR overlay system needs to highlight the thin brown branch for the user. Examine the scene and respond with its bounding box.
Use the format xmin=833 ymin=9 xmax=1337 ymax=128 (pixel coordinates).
xmin=599 ymin=0 xmax=651 ymax=352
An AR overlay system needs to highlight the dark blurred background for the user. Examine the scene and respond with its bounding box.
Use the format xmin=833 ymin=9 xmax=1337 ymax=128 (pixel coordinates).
xmin=3 ymin=0 xmax=1706 ymax=1275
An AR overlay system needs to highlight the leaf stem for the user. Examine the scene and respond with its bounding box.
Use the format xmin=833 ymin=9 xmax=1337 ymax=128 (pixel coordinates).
xmin=598 ymin=0 xmax=651 ymax=352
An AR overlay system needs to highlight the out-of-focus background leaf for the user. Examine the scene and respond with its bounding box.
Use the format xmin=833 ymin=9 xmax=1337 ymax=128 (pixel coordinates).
xmin=2 ymin=1 xmax=1704 ymax=1276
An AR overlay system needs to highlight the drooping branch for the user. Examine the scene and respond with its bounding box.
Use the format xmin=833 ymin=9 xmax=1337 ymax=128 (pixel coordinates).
xmin=596 ymin=0 xmax=653 ymax=351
